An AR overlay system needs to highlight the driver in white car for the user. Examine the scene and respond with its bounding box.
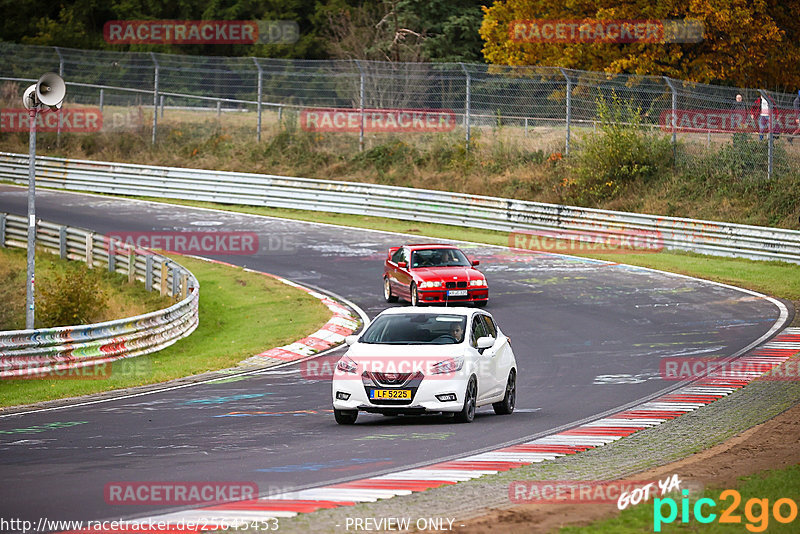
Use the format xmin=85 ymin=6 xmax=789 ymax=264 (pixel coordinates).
xmin=449 ymin=322 xmax=465 ymax=342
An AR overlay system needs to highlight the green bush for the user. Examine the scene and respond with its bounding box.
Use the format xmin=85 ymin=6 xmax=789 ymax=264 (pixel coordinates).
xmin=259 ymin=129 xmax=335 ymax=169
xmin=352 ymin=139 xmax=419 ymax=173
xmin=570 ymin=93 xmax=673 ymax=205
xmin=685 ymin=131 xmax=792 ymax=182
xmin=37 ymin=265 xmax=107 ymax=327
xmin=0 ymin=254 xmax=25 ymax=329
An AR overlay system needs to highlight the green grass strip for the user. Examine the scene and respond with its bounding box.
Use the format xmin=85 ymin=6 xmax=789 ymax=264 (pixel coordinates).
xmin=0 ymin=254 xmax=330 ymax=407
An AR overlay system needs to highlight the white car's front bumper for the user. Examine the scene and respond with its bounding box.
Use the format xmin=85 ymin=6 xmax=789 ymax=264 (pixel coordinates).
xmin=332 ymin=371 xmax=465 ymax=414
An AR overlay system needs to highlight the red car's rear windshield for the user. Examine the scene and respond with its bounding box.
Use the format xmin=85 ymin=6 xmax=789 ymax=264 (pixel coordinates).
xmin=410 ymin=248 xmax=470 ymax=268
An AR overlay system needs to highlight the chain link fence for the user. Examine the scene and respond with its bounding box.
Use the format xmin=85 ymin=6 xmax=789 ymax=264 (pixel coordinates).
xmin=1 ymin=42 xmax=798 ymax=180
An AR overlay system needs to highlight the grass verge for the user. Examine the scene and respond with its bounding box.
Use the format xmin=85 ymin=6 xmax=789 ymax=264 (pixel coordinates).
xmin=0 ymin=253 xmax=331 ymax=407
xmin=561 ymin=464 xmax=800 ymax=533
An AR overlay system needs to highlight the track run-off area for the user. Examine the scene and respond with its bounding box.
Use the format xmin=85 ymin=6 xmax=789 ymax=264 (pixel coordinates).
xmin=0 ymin=185 xmax=790 ymax=528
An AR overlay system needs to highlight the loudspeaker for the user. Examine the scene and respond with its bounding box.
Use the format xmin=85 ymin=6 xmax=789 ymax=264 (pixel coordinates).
xmin=35 ymin=72 xmax=66 ymax=109
xmin=22 ymin=84 xmax=37 ymax=110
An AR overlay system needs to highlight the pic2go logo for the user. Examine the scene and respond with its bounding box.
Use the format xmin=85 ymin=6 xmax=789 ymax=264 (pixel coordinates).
xmin=654 ymin=489 xmax=799 ymax=532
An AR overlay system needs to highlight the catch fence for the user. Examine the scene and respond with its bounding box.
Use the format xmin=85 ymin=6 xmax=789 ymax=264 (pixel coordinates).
xmin=1 ymin=42 xmax=798 ymax=179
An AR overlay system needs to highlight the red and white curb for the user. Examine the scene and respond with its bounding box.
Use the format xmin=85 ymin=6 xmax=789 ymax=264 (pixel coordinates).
xmin=184 ymin=256 xmax=360 ymax=366
xmin=140 ymin=328 xmax=800 ymax=526
xmin=241 ymin=278 xmax=358 ymax=365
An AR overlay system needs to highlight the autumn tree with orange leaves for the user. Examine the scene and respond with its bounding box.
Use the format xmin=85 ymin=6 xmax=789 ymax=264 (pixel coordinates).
xmin=479 ymin=0 xmax=800 ymax=91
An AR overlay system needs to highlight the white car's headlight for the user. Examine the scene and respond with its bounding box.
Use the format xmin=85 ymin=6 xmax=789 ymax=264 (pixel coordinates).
xmin=420 ymin=281 xmax=442 ymax=289
xmin=336 ymin=356 xmax=358 ymax=374
xmin=469 ymin=279 xmax=486 ymax=287
xmin=431 ymin=356 xmax=464 ymax=375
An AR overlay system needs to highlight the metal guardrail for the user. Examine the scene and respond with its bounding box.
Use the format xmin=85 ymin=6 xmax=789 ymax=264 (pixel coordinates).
xmin=0 ymin=212 xmax=199 ymax=378
xmin=1 ymin=152 xmax=799 ymax=264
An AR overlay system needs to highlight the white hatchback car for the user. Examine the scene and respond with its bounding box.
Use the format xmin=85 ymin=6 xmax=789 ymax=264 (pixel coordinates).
xmin=332 ymin=307 xmax=517 ymax=424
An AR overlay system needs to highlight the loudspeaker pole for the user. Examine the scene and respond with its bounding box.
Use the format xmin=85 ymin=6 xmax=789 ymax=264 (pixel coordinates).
xmin=25 ymin=108 xmax=37 ymax=329
xmin=22 ymin=73 xmax=66 ymax=329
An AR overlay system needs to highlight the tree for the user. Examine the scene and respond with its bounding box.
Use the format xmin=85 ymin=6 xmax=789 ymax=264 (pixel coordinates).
xmin=479 ymin=0 xmax=800 ymax=89
xmin=0 ymin=0 xmax=329 ymax=59
xmin=317 ymin=0 xmax=490 ymax=63
xmin=317 ymin=0 xmax=426 ymax=62
xmin=395 ymin=0 xmax=489 ymax=63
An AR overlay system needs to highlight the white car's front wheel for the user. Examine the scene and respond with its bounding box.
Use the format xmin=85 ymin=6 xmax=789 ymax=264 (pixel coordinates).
xmin=454 ymin=377 xmax=477 ymax=423
xmin=334 ymin=409 xmax=358 ymax=425
xmin=493 ymin=369 xmax=516 ymax=415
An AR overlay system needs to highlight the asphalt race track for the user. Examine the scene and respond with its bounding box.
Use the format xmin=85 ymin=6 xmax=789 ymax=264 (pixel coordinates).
xmin=0 ymin=185 xmax=787 ymax=526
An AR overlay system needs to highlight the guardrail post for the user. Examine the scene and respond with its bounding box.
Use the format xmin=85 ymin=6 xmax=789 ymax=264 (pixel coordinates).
xmin=253 ymin=58 xmax=263 ymax=142
xmin=85 ymin=233 xmax=94 ymax=268
xmin=160 ymin=260 xmax=168 ymax=296
xmin=278 ymin=104 xmax=283 ymax=126
xmin=160 ymin=95 xmax=165 ymax=118
xmin=0 ymin=214 xmax=5 ymax=247
xmin=128 ymin=249 xmax=136 ymax=283
xmin=459 ymin=63 xmax=471 ymax=150
xmin=172 ymin=265 xmax=180 ymax=296
xmin=355 ymin=60 xmax=365 ymax=152
xmin=99 ymin=88 xmax=104 ymax=113
xmin=664 ymin=77 xmax=678 ymax=164
xmin=559 ymin=68 xmax=573 ymax=156
xmin=150 ymin=52 xmax=159 ymax=144
xmin=108 ymin=239 xmax=116 ymax=273
xmin=217 ymin=100 xmax=221 ymax=119
xmin=758 ymin=89 xmax=773 ymax=180
xmin=59 ymin=225 xmax=66 ymax=258
xmin=145 ymin=255 xmax=153 ymax=291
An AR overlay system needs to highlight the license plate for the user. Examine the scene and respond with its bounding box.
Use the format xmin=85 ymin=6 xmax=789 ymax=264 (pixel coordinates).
xmin=370 ymin=389 xmax=411 ymax=400
xmin=448 ymin=290 xmax=468 ymax=297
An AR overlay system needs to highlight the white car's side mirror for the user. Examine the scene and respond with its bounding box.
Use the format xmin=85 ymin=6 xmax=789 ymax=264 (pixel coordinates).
xmin=476 ymin=336 xmax=495 ymax=349
xmin=345 ymin=335 xmax=359 ymax=346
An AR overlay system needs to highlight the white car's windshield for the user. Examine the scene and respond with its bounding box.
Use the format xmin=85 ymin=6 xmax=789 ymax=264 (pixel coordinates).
xmin=360 ymin=314 xmax=467 ymax=344
xmin=410 ymin=248 xmax=471 ymax=268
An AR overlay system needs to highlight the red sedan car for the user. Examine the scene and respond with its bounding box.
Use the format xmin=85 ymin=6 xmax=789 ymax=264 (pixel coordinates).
xmin=383 ymin=244 xmax=488 ymax=307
